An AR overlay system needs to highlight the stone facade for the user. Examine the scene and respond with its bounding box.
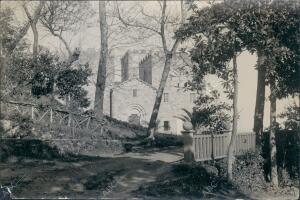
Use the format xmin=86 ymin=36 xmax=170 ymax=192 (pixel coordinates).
xmin=103 ymin=50 xmax=197 ymax=135
xmin=111 ymin=78 xmax=157 ymax=127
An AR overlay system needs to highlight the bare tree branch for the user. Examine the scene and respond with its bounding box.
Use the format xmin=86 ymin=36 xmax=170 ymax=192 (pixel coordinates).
xmin=22 ymin=5 xmax=33 ymax=22
xmin=139 ymin=5 xmax=160 ymax=24
xmin=116 ymin=2 xmax=161 ymax=35
xmin=40 ymin=1 xmax=94 ymax=58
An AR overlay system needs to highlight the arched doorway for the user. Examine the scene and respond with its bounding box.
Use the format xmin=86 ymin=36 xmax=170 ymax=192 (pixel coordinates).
xmin=127 ymin=104 xmax=147 ymax=126
xmin=128 ymin=114 xmax=141 ymax=125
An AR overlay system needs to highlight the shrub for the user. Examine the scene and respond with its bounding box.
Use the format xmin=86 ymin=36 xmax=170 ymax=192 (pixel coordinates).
xmin=137 ymin=163 xmax=232 ymax=198
xmin=0 ymin=139 xmax=62 ymax=161
xmin=3 ymin=113 xmax=34 ymax=138
xmin=84 ymin=169 xmax=124 ymax=191
xmin=232 ymin=150 xmax=269 ymax=193
xmin=34 ymin=124 xmax=124 ymax=155
xmin=124 ymin=133 xmax=183 ymax=152
xmin=154 ymin=133 xmax=183 ymax=148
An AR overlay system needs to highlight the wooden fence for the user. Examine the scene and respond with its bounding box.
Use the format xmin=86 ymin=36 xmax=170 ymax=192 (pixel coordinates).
xmin=0 ymin=100 xmax=125 ymax=155
xmin=192 ymin=131 xmax=256 ymax=162
xmin=0 ymin=100 xmax=104 ymax=132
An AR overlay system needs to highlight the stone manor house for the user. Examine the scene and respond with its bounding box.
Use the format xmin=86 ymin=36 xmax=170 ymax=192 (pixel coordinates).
xmin=81 ymin=49 xmax=197 ymax=135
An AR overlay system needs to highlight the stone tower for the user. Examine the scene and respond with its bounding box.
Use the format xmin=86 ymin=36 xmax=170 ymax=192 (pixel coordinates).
xmin=139 ymin=54 xmax=152 ymax=84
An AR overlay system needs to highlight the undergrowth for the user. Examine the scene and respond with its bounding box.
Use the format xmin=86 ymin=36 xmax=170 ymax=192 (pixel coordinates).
xmin=137 ymin=162 xmax=236 ymax=198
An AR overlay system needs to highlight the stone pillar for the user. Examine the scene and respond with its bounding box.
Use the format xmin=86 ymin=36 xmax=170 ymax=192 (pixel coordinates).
xmin=181 ymin=122 xmax=195 ymax=162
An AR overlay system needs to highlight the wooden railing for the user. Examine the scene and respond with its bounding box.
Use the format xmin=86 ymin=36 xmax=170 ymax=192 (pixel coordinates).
xmin=0 ymin=100 xmax=126 ymax=155
xmin=182 ymin=130 xmax=256 ymax=162
xmin=0 ymin=100 xmax=104 ymax=132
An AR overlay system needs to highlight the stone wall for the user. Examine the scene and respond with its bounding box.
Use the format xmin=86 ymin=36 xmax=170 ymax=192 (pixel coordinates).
xmin=111 ymin=79 xmax=157 ymax=127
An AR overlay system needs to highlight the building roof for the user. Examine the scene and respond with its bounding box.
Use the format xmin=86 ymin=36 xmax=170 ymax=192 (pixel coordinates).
xmin=112 ymin=78 xmax=157 ymax=91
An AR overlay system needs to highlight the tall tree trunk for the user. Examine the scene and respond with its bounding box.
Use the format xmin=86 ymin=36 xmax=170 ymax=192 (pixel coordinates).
xmin=297 ymin=93 xmax=300 ymax=200
xmin=31 ymin=24 xmax=38 ymax=57
xmin=146 ymin=0 xmax=180 ymax=140
xmin=0 ymin=0 xmax=2 ymax=115
xmin=147 ymin=52 xmax=173 ymax=139
xmin=254 ymin=51 xmax=266 ymax=145
xmin=94 ymin=1 xmax=108 ymax=119
xmin=297 ymin=94 xmax=300 ymax=200
xmin=269 ymin=77 xmax=278 ymax=187
xmin=298 ymin=57 xmax=300 ymax=200
xmin=23 ymin=1 xmax=45 ymax=58
xmin=227 ymin=53 xmax=239 ymax=181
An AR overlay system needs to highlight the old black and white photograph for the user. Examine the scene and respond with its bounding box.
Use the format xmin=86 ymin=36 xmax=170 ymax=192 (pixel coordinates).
xmin=0 ymin=0 xmax=300 ymax=199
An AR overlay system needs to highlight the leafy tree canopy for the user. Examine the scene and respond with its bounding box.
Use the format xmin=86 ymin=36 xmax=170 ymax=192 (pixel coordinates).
xmin=56 ymin=63 xmax=91 ymax=108
xmin=176 ymin=0 xmax=300 ymax=99
xmin=279 ymin=103 xmax=300 ymax=130
xmin=30 ymin=49 xmax=60 ymax=98
xmin=175 ymin=88 xmax=232 ymax=132
xmin=4 ymin=47 xmax=91 ymax=109
xmin=192 ymin=89 xmax=232 ymax=132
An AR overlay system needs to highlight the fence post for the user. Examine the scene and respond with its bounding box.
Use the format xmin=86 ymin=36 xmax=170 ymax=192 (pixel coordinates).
xmin=181 ymin=122 xmax=195 ymax=162
xmin=68 ymin=113 xmax=72 ymax=127
xmin=211 ymin=132 xmax=215 ymax=162
xmin=86 ymin=117 xmax=90 ymax=129
xmin=31 ymin=106 xmax=34 ymax=120
xmin=50 ymin=108 xmax=53 ymax=124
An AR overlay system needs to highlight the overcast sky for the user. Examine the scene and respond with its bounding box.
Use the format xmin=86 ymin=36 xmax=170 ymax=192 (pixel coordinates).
xmin=3 ymin=1 xmax=296 ymax=131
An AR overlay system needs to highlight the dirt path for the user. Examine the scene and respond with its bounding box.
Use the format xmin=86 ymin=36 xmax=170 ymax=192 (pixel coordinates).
xmin=0 ymin=147 xmax=183 ymax=199
xmin=90 ymin=147 xmax=184 ymax=198
xmin=104 ymin=159 xmax=173 ymax=198
xmin=1 ymin=147 xmax=296 ymax=199
xmin=83 ymin=146 xmax=184 ymax=163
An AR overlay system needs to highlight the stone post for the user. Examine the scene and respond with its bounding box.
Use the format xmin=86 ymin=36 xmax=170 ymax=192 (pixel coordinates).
xmin=181 ymin=121 xmax=195 ymax=162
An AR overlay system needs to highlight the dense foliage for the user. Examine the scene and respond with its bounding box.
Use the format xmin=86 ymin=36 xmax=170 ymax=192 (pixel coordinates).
xmin=137 ymin=162 xmax=233 ymax=198
xmin=56 ymin=63 xmax=91 ymax=109
xmin=176 ymin=0 xmax=300 ymax=185
xmin=279 ymin=103 xmax=300 ymax=130
xmin=233 ymin=150 xmax=268 ymax=193
xmin=30 ymin=50 xmax=59 ymax=98
xmin=192 ymin=90 xmax=231 ymax=132
xmin=0 ymin=4 xmax=92 ymax=111
xmin=176 ymin=0 xmax=300 ymax=99
xmin=174 ymin=88 xmax=231 ymax=132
